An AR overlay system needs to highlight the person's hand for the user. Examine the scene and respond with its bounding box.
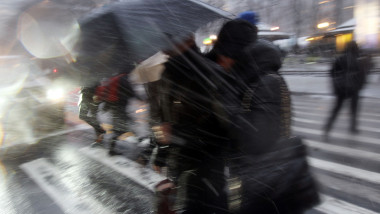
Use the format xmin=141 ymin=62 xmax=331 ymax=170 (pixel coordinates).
xmin=93 ymin=95 xmax=101 ymax=103
xmin=217 ymin=55 xmax=236 ymax=70
xmin=153 ymin=165 xmax=162 ymax=173
xmin=152 ymin=123 xmax=171 ymax=144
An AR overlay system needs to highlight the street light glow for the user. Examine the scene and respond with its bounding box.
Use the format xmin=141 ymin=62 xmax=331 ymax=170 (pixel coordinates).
xmin=317 ymin=22 xmax=329 ymax=29
xmin=209 ymin=35 xmax=217 ymax=40
xmin=203 ymin=38 xmax=212 ymax=45
xmin=318 ymin=0 xmax=330 ymax=4
xmin=270 ymin=26 xmax=280 ymax=31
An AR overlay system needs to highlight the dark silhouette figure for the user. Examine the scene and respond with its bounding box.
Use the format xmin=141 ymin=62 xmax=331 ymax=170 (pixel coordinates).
xmin=210 ymin=32 xmax=320 ymax=213
xmin=79 ymin=84 xmax=106 ymax=144
xmin=324 ymin=41 xmax=369 ymax=138
xmin=105 ymin=73 xmax=137 ymax=156
xmin=151 ymin=36 xmax=233 ymax=214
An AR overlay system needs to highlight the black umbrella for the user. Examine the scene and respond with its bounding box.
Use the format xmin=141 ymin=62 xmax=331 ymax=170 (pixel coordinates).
xmin=74 ymin=0 xmax=234 ymax=86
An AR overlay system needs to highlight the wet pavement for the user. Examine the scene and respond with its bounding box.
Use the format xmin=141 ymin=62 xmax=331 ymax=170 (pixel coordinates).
xmin=1 ymin=77 xmax=380 ymax=213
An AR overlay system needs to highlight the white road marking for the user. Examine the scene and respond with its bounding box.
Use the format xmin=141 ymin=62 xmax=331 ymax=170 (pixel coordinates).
xmin=293 ymin=126 xmax=380 ymax=146
xmin=305 ymin=139 xmax=380 ymax=162
xmin=294 ymin=105 xmax=380 ymax=119
xmin=20 ymin=158 xmax=112 ymax=214
xmin=80 ymin=146 xmax=166 ymax=192
xmin=315 ymin=194 xmax=379 ymax=214
xmin=293 ymin=110 xmax=380 ymax=124
xmin=293 ymin=98 xmax=380 ymax=106
xmin=293 ymin=117 xmax=380 ymax=133
xmin=0 ymin=169 xmax=16 ymax=214
xmin=308 ymin=157 xmax=380 ymax=185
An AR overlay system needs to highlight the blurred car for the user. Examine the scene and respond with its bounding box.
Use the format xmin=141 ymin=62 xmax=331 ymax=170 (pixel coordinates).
xmin=0 ymin=55 xmax=68 ymax=145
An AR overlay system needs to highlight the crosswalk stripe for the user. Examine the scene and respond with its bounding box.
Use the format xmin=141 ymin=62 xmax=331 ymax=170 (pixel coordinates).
xmin=293 ymin=126 xmax=380 ymax=146
xmin=308 ymin=157 xmax=380 ymax=185
xmin=293 ymin=98 xmax=380 ymax=114
xmin=20 ymin=158 xmax=113 ymax=214
xmin=293 ymin=97 xmax=380 ymax=104
xmin=294 ymin=110 xmax=380 ymax=124
xmin=80 ymin=146 xmax=166 ymax=192
xmin=0 ymin=170 xmax=16 ymax=214
xmin=294 ymin=105 xmax=380 ymax=119
xmin=305 ymin=139 xmax=380 ymax=162
xmin=293 ymin=117 xmax=380 ymax=133
xmin=315 ymin=194 xmax=379 ymax=214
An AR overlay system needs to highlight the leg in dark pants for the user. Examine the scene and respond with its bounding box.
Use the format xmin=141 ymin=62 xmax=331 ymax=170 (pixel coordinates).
xmin=350 ymin=92 xmax=360 ymax=133
xmin=182 ymin=160 xmax=229 ymax=214
xmin=79 ymin=103 xmax=105 ymax=139
xmin=324 ymin=94 xmax=345 ymax=135
xmin=109 ymin=105 xmax=131 ymax=155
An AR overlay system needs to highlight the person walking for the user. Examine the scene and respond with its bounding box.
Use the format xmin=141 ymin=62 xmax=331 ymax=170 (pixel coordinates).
xmin=103 ymin=72 xmax=138 ymax=156
xmin=324 ymin=41 xmax=369 ymax=139
xmin=79 ymin=83 xmax=106 ymax=146
xmin=150 ymin=34 xmax=234 ymax=214
xmin=209 ymin=19 xmax=320 ymax=213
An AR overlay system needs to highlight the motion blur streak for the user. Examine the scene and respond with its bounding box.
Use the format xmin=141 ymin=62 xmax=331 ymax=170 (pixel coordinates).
xmin=0 ymin=123 xmax=4 ymax=147
xmin=0 ymin=161 xmax=16 ymax=214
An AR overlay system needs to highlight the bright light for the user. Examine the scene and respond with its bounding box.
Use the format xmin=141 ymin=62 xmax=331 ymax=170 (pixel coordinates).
xmin=270 ymin=26 xmax=280 ymax=31
xmin=317 ymin=22 xmax=329 ymax=29
xmin=210 ymin=35 xmax=217 ymax=40
xmin=136 ymin=108 xmax=147 ymax=113
xmin=47 ymin=88 xmax=64 ymax=101
xmin=319 ymin=1 xmax=330 ymax=4
xmin=344 ymin=6 xmax=354 ymax=10
xmin=306 ymin=36 xmax=323 ymax=41
xmin=203 ymin=38 xmax=212 ymax=45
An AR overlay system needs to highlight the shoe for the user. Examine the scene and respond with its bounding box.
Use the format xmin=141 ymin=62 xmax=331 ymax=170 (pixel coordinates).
xmin=108 ymin=149 xmax=123 ymax=156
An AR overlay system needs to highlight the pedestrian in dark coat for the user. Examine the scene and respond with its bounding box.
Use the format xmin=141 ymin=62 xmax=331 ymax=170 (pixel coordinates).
xmin=151 ymin=36 xmax=232 ymax=214
xmin=324 ymin=41 xmax=369 ymax=137
xmin=106 ymin=73 xmax=138 ymax=156
xmin=79 ymin=83 xmax=106 ymax=144
xmin=209 ymin=19 xmax=320 ymax=213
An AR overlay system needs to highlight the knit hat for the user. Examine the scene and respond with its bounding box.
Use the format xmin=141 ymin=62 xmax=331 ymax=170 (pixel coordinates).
xmin=213 ymin=19 xmax=258 ymax=60
xmin=238 ymin=11 xmax=259 ymax=26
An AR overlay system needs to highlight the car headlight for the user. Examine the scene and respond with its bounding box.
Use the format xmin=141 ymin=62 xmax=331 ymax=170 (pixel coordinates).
xmin=46 ymin=88 xmax=64 ymax=101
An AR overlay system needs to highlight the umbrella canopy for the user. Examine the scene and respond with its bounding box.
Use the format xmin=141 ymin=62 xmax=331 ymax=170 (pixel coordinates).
xmin=74 ymin=0 xmax=233 ymax=85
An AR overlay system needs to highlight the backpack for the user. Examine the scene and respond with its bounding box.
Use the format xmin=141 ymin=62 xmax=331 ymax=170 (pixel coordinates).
xmin=95 ymin=73 xmax=128 ymax=103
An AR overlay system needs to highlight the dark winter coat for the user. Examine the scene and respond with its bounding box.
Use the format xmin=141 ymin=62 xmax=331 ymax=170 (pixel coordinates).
xmin=154 ymin=45 xmax=229 ymax=175
xmin=222 ymin=40 xmax=319 ymax=213
xmin=114 ymin=74 xmax=136 ymax=106
xmin=330 ymin=41 xmax=368 ymax=97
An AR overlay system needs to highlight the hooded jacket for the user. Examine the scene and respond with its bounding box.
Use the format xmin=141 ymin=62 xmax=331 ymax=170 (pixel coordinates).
xmin=221 ymin=39 xmax=290 ymax=156
xmin=225 ymin=40 xmax=319 ymax=213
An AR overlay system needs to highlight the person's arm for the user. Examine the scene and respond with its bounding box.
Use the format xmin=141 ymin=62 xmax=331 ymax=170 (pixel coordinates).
xmin=235 ymin=75 xmax=284 ymax=155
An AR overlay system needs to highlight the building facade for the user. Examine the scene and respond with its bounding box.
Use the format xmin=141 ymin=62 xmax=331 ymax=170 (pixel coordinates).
xmin=202 ymin=0 xmax=355 ymax=37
